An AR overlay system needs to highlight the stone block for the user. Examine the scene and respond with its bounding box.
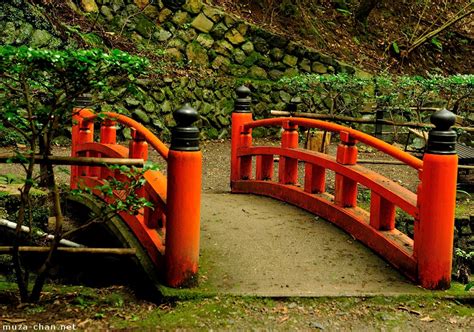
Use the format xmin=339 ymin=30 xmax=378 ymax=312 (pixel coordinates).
xmin=311 ymin=61 xmax=327 ymax=74
xmin=196 ymin=33 xmax=214 ymax=49
xmin=191 ymin=13 xmax=214 ymax=33
xmin=283 ymin=54 xmax=298 ymax=67
xmin=225 ymin=28 xmax=245 ymax=45
xmin=81 ymin=0 xmax=99 ymax=12
xmin=211 ymin=55 xmax=231 ymax=72
xmin=172 ymin=11 xmax=191 ymax=25
xmin=270 ymin=48 xmax=284 ymax=61
xmin=241 ymin=41 xmax=254 ymax=55
xmin=232 ymin=48 xmax=246 ymax=64
xmin=299 ymin=58 xmax=311 ymax=72
xmin=203 ymin=7 xmax=224 ymax=22
xmin=186 ymin=42 xmax=209 ymax=67
xmin=183 ymin=0 xmax=202 ymax=14
xmin=249 ymin=66 xmax=268 ymax=80
xmin=213 ymin=39 xmax=234 ymax=56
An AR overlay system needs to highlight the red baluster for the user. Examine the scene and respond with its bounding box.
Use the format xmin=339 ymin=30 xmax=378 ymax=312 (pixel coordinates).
xmin=304 ymin=163 xmax=326 ymax=194
xmin=129 ymin=128 xmax=148 ymax=223
xmin=279 ymin=121 xmax=298 ymax=185
xmin=256 ymin=155 xmax=273 ymax=181
xmin=99 ymin=119 xmax=117 ymax=179
xmin=369 ymin=192 xmax=395 ymax=230
xmin=334 ymin=131 xmax=358 ymax=207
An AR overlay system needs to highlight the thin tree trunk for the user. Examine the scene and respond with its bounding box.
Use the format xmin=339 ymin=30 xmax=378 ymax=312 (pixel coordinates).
xmin=355 ymin=0 xmax=378 ymax=23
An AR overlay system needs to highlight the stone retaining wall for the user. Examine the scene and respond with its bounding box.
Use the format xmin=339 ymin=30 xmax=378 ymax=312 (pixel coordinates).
xmin=0 ymin=0 xmax=365 ymax=139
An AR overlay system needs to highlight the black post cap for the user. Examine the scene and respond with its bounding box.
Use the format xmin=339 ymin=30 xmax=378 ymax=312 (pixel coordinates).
xmin=75 ymin=93 xmax=93 ymax=108
xmin=426 ymin=109 xmax=457 ymax=155
xmin=170 ymin=104 xmax=200 ymax=151
xmin=286 ymin=97 xmax=302 ymax=114
xmin=234 ymin=85 xmax=251 ymax=113
xmin=162 ymin=0 xmax=185 ymax=10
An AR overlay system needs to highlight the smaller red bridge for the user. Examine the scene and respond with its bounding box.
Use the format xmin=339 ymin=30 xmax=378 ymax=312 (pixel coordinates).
xmin=71 ymin=104 xmax=202 ymax=288
xmin=230 ymin=86 xmax=458 ymax=290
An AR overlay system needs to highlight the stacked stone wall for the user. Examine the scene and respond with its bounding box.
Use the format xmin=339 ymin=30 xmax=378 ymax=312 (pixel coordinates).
xmin=0 ymin=0 xmax=364 ymax=139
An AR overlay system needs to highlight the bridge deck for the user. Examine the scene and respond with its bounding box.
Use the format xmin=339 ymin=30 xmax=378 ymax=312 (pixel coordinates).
xmin=199 ymin=193 xmax=424 ymax=296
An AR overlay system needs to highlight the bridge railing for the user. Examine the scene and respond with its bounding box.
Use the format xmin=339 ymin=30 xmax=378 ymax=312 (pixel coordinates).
xmin=230 ymin=86 xmax=458 ymax=290
xmin=71 ymin=104 xmax=202 ymax=288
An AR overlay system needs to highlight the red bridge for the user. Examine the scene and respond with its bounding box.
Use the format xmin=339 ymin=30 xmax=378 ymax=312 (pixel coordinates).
xmin=71 ymin=86 xmax=458 ymax=291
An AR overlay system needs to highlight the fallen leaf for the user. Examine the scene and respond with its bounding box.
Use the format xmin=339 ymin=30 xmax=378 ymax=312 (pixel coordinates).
xmin=420 ymin=316 xmax=435 ymax=322
xmin=278 ymin=315 xmax=289 ymax=323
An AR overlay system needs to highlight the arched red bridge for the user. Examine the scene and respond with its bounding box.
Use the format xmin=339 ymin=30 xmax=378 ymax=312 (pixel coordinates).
xmin=70 ymin=86 xmax=458 ymax=292
xmin=71 ymin=104 xmax=201 ymax=288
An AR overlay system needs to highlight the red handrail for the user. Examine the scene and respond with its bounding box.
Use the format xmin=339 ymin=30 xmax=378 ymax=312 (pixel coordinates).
xmin=243 ymin=117 xmax=423 ymax=170
xmin=81 ymin=112 xmax=169 ymax=160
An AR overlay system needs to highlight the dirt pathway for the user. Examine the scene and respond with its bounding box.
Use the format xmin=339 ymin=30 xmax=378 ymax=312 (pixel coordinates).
xmin=199 ymin=192 xmax=424 ymax=296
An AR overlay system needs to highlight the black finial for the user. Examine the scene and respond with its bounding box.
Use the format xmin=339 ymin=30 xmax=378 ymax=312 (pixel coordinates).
xmin=170 ymin=104 xmax=200 ymax=151
xmin=286 ymin=97 xmax=302 ymax=114
xmin=162 ymin=0 xmax=185 ymax=10
xmin=75 ymin=93 xmax=93 ymax=108
xmin=234 ymin=86 xmax=251 ymax=113
xmin=426 ymin=109 xmax=457 ymax=155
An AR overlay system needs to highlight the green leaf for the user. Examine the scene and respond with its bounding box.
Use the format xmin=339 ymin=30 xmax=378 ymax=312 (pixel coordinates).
xmin=465 ymin=282 xmax=473 ymax=291
xmin=391 ymin=42 xmax=400 ymax=54
xmin=430 ymin=37 xmax=443 ymax=51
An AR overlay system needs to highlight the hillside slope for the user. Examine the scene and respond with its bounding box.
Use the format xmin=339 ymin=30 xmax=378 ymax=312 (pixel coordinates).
xmin=210 ymin=0 xmax=474 ymax=75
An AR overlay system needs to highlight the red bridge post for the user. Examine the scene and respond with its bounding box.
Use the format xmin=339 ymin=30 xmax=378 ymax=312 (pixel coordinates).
xmin=231 ymin=86 xmax=253 ymax=187
xmin=99 ymin=119 xmax=117 ymax=179
xmin=165 ymin=104 xmax=202 ymax=287
xmin=416 ymin=109 xmax=458 ymax=289
xmin=71 ymin=98 xmax=95 ymax=189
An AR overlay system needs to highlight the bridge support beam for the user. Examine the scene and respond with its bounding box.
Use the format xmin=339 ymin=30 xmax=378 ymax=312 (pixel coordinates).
xmin=165 ymin=105 xmax=202 ymax=288
xmin=416 ymin=109 xmax=458 ymax=290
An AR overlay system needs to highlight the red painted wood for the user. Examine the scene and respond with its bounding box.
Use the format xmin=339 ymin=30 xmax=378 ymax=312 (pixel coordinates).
xmin=80 ymin=177 xmax=165 ymax=266
xmin=416 ymin=153 xmax=458 ymax=289
xmin=370 ymin=192 xmax=396 ymax=231
xmin=232 ymin=180 xmax=417 ymax=281
xmin=81 ymin=111 xmax=169 ymax=160
xmin=279 ymin=121 xmax=298 ymax=185
xmin=165 ymin=150 xmax=202 ymax=287
xmin=231 ymin=112 xmax=253 ymax=184
xmin=100 ymin=119 xmax=117 ymax=145
xmin=238 ymin=146 xmax=417 ymax=217
xmin=335 ymin=142 xmax=358 ymax=207
xmin=256 ymin=155 xmax=273 ymax=180
xmin=240 ymin=128 xmax=253 ymax=180
xmin=304 ymin=163 xmax=325 ymax=194
xmin=242 ymin=117 xmax=423 ymax=170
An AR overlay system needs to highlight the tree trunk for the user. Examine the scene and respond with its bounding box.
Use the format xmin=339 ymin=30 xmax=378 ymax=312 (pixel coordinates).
xmin=355 ymin=0 xmax=378 ymax=23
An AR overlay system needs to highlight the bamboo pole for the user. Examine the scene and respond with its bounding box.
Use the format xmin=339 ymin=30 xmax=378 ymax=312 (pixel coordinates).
xmin=0 ymin=246 xmax=137 ymax=255
xmin=270 ymin=110 xmax=474 ymax=132
xmin=0 ymin=155 xmax=145 ymax=167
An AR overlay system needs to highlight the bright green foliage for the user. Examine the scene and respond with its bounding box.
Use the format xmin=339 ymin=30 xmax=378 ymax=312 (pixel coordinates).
xmin=0 ymin=46 xmax=149 ymax=145
xmin=88 ymin=162 xmax=159 ymax=215
xmin=0 ymin=46 xmax=151 ymax=303
xmin=278 ymin=73 xmax=473 ymax=120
